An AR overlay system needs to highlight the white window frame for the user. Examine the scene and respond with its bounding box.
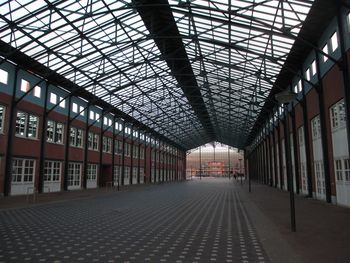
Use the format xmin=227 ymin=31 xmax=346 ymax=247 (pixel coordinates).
xmin=15 ymin=111 xmax=39 ymax=139
xmin=70 ymin=127 xmax=84 ymax=148
xmin=0 ymin=104 xmax=5 ymax=134
xmin=20 ymin=79 xmax=30 ymax=92
xmin=87 ymin=164 xmax=98 ymax=180
xmin=103 ymin=136 xmax=112 ymax=153
xmin=47 ymin=120 xmax=64 ymax=144
xmin=68 ymin=162 xmax=81 ymax=187
xmin=33 ymin=86 xmax=41 ymax=98
xmin=12 ymin=158 xmax=35 ymax=183
xmin=44 ymin=161 xmax=61 ymax=182
xmin=50 ymin=92 xmax=57 ymax=104
xmin=0 ymin=68 xmax=8 ymax=84
xmin=88 ymin=132 xmax=99 ymax=151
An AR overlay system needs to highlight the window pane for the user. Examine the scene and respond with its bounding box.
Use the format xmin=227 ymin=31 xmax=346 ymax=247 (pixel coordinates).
xmin=0 ymin=69 xmax=8 ymax=84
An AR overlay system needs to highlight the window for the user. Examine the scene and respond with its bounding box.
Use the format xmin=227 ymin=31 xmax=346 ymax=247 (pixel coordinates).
xmin=322 ymin=44 xmax=328 ymax=62
xmin=89 ymin=110 xmax=94 ymax=120
xmin=87 ymin=164 xmax=98 ymax=180
xmin=335 ymin=159 xmax=343 ymax=181
xmin=311 ymin=60 xmax=317 ymax=76
xmin=88 ymin=132 xmax=99 ymax=150
xmin=103 ymin=117 xmax=108 ymax=126
xmin=20 ymin=79 xmax=30 ymax=92
xmin=47 ymin=120 xmax=64 ymax=144
xmin=114 ymin=165 xmax=121 ymax=185
xmin=125 ymin=143 xmax=131 ymax=157
xmin=59 ymin=97 xmax=65 ymax=108
xmin=79 ymin=106 xmax=85 ymax=116
xmin=68 ymin=163 xmax=81 ymax=187
xmin=0 ymin=69 xmax=8 ymax=84
xmin=114 ymin=139 xmax=122 ymax=155
xmin=33 ymin=86 xmax=41 ymax=98
xmin=305 ymin=68 xmax=311 ymax=81
xmin=298 ymin=126 xmax=304 ymax=145
xmin=140 ymin=147 xmax=144 ymax=160
xmin=15 ymin=111 xmax=39 ymax=139
xmin=95 ymin=113 xmax=100 ymax=122
xmin=70 ymin=127 xmax=84 ymax=148
xmin=12 ymin=159 xmax=35 ymax=183
xmin=133 ymin=145 xmax=139 ymax=158
xmin=311 ymin=116 xmax=321 ymax=140
xmin=330 ymin=100 xmax=346 ymax=131
xmin=72 ymin=103 xmax=78 ymax=113
xmin=344 ymin=159 xmax=350 ymax=181
xmin=50 ymin=92 xmax=57 ymax=104
xmin=0 ymin=105 xmax=5 ymax=133
xmin=330 ymin=32 xmax=338 ymax=52
xmin=44 ymin=161 xmax=61 ymax=182
xmin=103 ymin=136 xmax=112 ymax=153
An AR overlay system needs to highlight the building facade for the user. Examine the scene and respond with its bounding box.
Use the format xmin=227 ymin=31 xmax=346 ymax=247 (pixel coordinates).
xmin=0 ymin=62 xmax=186 ymax=196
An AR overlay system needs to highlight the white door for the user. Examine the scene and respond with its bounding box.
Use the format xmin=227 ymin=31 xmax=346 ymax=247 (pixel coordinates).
xmin=86 ymin=164 xmax=98 ymax=189
xmin=43 ymin=161 xmax=61 ymax=192
xmin=11 ymin=159 xmax=36 ymax=195
xmin=330 ymin=100 xmax=350 ymax=206
xmin=311 ymin=116 xmax=326 ymax=200
xmin=68 ymin=163 xmax=82 ymax=190
xmin=298 ymin=126 xmax=308 ymax=195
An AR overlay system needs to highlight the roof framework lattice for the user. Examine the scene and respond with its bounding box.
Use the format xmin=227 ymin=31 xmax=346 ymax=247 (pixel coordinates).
xmin=0 ymin=0 xmax=315 ymax=150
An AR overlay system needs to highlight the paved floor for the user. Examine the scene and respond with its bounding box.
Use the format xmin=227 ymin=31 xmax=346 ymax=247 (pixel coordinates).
xmin=0 ymin=179 xmax=269 ymax=263
xmin=2 ymin=178 xmax=350 ymax=263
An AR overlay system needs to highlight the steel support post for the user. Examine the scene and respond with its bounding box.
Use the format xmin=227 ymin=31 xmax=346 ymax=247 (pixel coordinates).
xmin=111 ymin=117 xmax=116 ymax=187
xmin=121 ymin=121 xmax=125 ymax=186
xmin=283 ymin=117 xmax=290 ymax=191
xmin=38 ymin=82 xmax=49 ymax=193
xmin=284 ymin=105 xmax=296 ymax=232
xmin=277 ymin=124 xmax=284 ymax=189
xmin=82 ymin=104 xmax=90 ymax=189
xmin=130 ymin=125 xmax=134 ymax=185
xmin=98 ymin=115 xmax=104 ymax=188
xmin=4 ymin=68 xmax=19 ymax=196
xmin=315 ymin=50 xmax=332 ymax=203
xmin=291 ymin=107 xmax=300 ymax=194
xmin=199 ymin=146 xmax=202 ymax=180
xmin=137 ymin=129 xmax=141 ymax=184
xmin=63 ymin=95 xmax=72 ymax=191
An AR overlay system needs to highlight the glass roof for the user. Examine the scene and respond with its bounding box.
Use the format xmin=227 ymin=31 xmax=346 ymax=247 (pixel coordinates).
xmin=0 ymin=0 xmax=314 ymax=150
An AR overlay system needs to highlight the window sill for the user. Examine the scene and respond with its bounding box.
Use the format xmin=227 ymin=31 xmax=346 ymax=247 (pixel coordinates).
xmin=47 ymin=141 xmax=64 ymax=146
xmin=15 ymin=135 xmax=39 ymax=141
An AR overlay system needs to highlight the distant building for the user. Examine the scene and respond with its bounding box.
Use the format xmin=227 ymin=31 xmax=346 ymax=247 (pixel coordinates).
xmin=186 ymin=143 xmax=244 ymax=177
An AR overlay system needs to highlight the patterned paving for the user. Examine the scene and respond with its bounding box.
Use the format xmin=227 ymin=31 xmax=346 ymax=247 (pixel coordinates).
xmin=0 ymin=178 xmax=269 ymax=262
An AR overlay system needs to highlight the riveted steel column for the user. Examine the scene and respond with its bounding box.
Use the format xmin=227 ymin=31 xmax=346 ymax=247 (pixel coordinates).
xmin=82 ymin=104 xmax=90 ymax=189
xmin=277 ymin=123 xmax=284 ymax=189
xmin=137 ymin=129 xmax=141 ymax=184
xmin=315 ymin=50 xmax=332 ymax=203
xmin=4 ymin=68 xmax=19 ymax=196
xmin=63 ymin=95 xmax=72 ymax=191
xmin=130 ymin=125 xmax=134 ymax=185
xmin=121 ymin=121 xmax=125 ymax=186
xmin=111 ymin=116 xmax=116 ymax=187
xmin=291 ymin=107 xmax=300 ymax=194
xmin=272 ymin=116 xmax=278 ymax=188
xmin=38 ymin=82 xmax=49 ymax=193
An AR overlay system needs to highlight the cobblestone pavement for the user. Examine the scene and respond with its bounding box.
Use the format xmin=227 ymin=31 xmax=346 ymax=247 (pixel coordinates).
xmin=0 ymin=178 xmax=269 ymax=262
